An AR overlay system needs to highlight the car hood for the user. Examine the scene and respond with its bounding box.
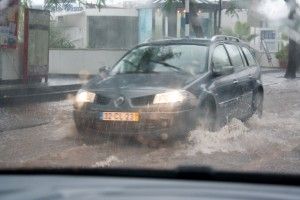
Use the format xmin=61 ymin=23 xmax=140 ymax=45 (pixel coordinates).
xmin=84 ymin=73 xmax=195 ymax=94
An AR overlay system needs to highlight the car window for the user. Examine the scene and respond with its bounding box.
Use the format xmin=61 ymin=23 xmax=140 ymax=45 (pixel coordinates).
xmin=225 ymin=44 xmax=244 ymax=68
xmin=242 ymin=47 xmax=257 ymax=66
xmin=212 ymin=45 xmax=231 ymax=70
xmin=111 ymin=44 xmax=208 ymax=75
xmin=237 ymin=46 xmax=248 ymax=67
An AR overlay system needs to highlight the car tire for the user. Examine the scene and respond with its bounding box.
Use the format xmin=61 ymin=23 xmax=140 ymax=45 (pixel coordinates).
xmin=253 ymin=91 xmax=263 ymax=118
xmin=199 ymin=100 xmax=217 ymax=131
xmin=74 ymin=117 xmax=89 ymax=135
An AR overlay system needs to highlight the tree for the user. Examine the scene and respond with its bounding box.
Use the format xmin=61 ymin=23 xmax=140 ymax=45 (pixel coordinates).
xmin=49 ymin=23 xmax=75 ymax=49
xmin=222 ymin=21 xmax=257 ymax=42
xmin=44 ymin=0 xmax=106 ymax=10
xmin=225 ymin=1 xmax=242 ymax=19
xmin=284 ymin=0 xmax=300 ymax=79
xmin=20 ymin=0 xmax=32 ymax=7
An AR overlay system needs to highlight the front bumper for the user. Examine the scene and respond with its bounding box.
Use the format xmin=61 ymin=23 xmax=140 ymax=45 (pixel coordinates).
xmin=73 ymin=107 xmax=196 ymax=137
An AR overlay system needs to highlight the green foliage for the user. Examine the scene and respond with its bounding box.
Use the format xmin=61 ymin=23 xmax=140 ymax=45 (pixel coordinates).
xmin=95 ymin=0 xmax=106 ymax=9
xmin=49 ymin=24 xmax=75 ymax=49
xmin=20 ymin=0 xmax=32 ymax=7
xmin=44 ymin=0 xmax=106 ymax=10
xmin=276 ymin=44 xmax=288 ymax=61
xmin=225 ymin=1 xmax=242 ymax=19
xmin=222 ymin=21 xmax=257 ymax=42
xmin=162 ymin=0 xmax=174 ymax=12
xmin=222 ymin=27 xmax=235 ymax=36
xmin=234 ymin=21 xmax=249 ymax=37
xmin=281 ymin=34 xmax=289 ymax=41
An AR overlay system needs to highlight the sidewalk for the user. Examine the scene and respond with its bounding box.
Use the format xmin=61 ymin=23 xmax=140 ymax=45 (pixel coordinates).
xmin=0 ymin=76 xmax=87 ymax=105
xmin=261 ymin=66 xmax=285 ymax=74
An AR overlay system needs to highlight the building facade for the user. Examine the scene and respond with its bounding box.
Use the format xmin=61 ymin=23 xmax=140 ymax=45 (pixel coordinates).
xmin=51 ymin=8 xmax=139 ymax=49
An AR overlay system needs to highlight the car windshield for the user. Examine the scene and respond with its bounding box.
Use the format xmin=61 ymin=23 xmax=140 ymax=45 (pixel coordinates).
xmin=111 ymin=45 xmax=208 ymax=75
xmin=0 ymin=0 xmax=300 ymax=177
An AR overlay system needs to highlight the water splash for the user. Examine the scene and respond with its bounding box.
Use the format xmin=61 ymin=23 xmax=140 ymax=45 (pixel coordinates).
xmin=187 ymin=119 xmax=249 ymax=156
xmin=92 ymin=155 xmax=122 ymax=167
xmin=186 ymin=111 xmax=300 ymax=157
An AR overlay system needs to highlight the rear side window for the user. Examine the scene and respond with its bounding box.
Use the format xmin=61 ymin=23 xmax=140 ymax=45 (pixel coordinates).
xmin=212 ymin=45 xmax=231 ymax=70
xmin=225 ymin=44 xmax=244 ymax=68
xmin=242 ymin=47 xmax=257 ymax=66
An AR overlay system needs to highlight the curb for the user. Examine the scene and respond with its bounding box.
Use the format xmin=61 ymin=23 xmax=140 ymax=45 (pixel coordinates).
xmin=0 ymin=84 xmax=81 ymax=106
xmin=261 ymin=69 xmax=284 ymax=74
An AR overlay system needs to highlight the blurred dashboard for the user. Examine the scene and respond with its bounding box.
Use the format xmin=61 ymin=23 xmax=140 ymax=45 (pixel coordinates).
xmin=0 ymin=175 xmax=300 ymax=200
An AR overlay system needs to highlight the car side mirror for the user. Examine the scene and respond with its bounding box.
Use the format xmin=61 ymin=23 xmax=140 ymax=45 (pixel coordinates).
xmin=212 ymin=65 xmax=234 ymax=76
xmin=99 ymin=66 xmax=110 ymax=78
xmin=99 ymin=66 xmax=108 ymax=73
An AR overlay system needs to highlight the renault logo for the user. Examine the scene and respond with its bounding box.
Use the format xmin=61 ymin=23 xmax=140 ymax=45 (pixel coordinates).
xmin=114 ymin=96 xmax=125 ymax=107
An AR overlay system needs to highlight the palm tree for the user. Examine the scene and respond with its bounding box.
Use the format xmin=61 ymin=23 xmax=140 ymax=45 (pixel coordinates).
xmin=284 ymin=0 xmax=300 ymax=79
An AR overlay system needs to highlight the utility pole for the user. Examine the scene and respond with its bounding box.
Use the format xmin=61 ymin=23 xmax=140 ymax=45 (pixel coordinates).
xmin=218 ymin=0 xmax=222 ymax=32
xmin=185 ymin=0 xmax=190 ymax=37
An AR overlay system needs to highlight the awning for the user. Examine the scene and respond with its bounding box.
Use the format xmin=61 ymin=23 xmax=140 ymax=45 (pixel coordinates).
xmin=152 ymin=0 xmax=219 ymax=4
xmin=151 ymin=0 xmax=220 ymax=10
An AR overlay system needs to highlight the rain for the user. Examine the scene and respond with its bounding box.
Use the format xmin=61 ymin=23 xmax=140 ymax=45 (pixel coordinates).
xmin=0 ymin=71 xmax=299 ymax=173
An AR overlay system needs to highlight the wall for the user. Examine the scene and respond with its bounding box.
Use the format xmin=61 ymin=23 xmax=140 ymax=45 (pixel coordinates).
xmin=221 ymin=9 xmax=248 ymax=30
xmin=85 ymin=8 xmax=138 ymax=17
xmin=0 ymin=49 xmax=22 ymax=80
xmin=88 ymin=16 xmax=138 ymax=49
xmin=52 ymin=12 xmax=87 ymax=48
xmin=49 ymin=49 xmax=127 ymax=75
xmin=52 ymin=8 xmax=138 ymax=49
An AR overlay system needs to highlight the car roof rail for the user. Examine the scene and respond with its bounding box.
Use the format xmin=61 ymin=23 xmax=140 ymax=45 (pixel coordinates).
xmin=211 ymin=35 xmax=240 ymax=42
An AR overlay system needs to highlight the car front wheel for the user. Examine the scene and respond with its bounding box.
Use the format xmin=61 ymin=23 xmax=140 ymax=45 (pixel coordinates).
xmin=199 ymin=100 xmax=217 ymax=131
xmin=253 ymin=91 xmax=263 ymax=118
xmin=74 ymin=117 xmax=89 ymax=135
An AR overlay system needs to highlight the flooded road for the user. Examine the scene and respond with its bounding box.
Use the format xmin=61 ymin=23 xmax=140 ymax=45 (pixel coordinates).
xmin=0 ymin=72 xmax=300 ymax=173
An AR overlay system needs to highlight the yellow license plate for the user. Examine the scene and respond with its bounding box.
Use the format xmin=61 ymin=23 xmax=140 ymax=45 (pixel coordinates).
xmin=100 ymin=112 xmax=139 ymax=122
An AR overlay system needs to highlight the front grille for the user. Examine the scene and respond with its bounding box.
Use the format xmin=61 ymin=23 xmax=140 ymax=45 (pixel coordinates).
xmin=95 ymin=94 xmax=111 ymax=105
xmin=131 ymin=95 xmax=155 ymax=106
xmin=94 ymin=120 xmax=169 ymax=132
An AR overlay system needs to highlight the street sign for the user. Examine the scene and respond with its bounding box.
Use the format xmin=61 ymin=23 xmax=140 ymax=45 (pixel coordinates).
xmin=0 ymin=0 xmax=19 ymax=49
xmin=260 ymin=29 xmax=278 ymax=53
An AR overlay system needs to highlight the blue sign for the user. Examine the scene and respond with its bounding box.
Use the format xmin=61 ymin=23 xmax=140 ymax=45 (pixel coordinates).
xmin=261 ymin=30 xmax=276 ymax=40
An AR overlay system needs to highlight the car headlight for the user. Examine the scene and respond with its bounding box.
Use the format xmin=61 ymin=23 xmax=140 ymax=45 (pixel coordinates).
xmin=153 ymin=90 xmax=189 ymax=104
xmin=76 ymin=89 xmax=96 ymax=103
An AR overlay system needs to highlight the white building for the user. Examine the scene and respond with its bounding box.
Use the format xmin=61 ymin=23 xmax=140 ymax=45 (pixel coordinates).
xmin=51 ymin=7 xmax=139 ymax=49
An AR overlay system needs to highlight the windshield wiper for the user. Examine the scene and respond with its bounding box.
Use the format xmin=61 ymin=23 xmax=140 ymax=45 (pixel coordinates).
xmin=149 ymin=60 xmax=190 ymax=75
xmin=116 ymin=71 xmax=158 ymax=74
xmin=123 ymin=59 xmax=137 ymax=67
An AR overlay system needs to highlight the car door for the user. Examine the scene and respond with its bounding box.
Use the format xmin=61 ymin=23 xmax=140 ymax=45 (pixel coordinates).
xmin=241 ymin=46 xmax=260 ymax=91
xmin=224 ymin=43 xmax=252 ymax=119
xmin=210 ymin=44 xmax=240 ymax=121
